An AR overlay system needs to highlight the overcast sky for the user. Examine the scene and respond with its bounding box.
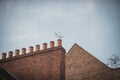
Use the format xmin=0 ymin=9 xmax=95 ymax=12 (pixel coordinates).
xmin=0 ymin=0 xmax=120 ymax=66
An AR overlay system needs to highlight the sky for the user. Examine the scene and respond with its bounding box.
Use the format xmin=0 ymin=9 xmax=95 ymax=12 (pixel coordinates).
xmin=0 ymin=0 xmax=120 ymax=67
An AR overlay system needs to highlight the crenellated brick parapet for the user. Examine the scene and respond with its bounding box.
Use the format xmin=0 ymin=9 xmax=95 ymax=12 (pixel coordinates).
xmin=0 ymin=39 xmax=63 ymax=62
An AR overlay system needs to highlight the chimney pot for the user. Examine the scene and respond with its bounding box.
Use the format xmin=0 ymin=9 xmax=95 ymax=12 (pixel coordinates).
xmin=15 ymin=49 xmax=20 ymax=56
xmin=35 ymin=44 xmax=40 ymax=52
xmin=42 ymin=43 xmax=47 ymax=50
xmin=50 ymin=41 xmax=54 ymax=48
xmin=57 ymin=39 xmax=62 ymax=47
xmin=22 ymin=48 xmax=26 ymax=55
xmin=8 ymin=51 xmax=13 ymax=58
xmin=29 ymin=46 xmax=34 ymax=53
xmin=2 ymin=53 xmax=7 ymax=59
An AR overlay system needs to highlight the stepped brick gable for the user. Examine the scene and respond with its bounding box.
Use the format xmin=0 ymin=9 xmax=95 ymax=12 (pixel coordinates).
xmin=0 ymin=39 xmax=65 ymax=80
xmin=65 ymin=43 xmax=120 ymax=80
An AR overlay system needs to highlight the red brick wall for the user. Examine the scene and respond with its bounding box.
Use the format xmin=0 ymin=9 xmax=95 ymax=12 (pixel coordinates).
xmin=0 ymin=47 xmax=65 ymax=80
xmin=112 ymin=68 xmax=120 ymax=80
xmin=65 ymin=44 xmax=115 ymax=80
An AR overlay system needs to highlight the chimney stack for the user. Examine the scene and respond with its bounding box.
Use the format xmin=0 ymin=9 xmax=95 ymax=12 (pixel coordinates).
xmin=42 ymin=43 xmax=47 ymax=50
xmin=22 ymin=48 xmax=26 ymax=55
xmin=15 ymin=49 xmax=20 ymax=56
xmin=57 ymin=39 xmax=62 ymax=47
xmin=8 ymin=51 xmax=13 ymax=58
xmin=2 ymin=53 xmax=7 ymax=59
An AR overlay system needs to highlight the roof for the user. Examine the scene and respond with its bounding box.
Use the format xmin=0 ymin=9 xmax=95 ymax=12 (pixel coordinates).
xmin=65 ymin=43 xmax=111 ymax=80
xmin=66 ymin=43 xmax=108 ymax=67
xmin=0 ymin=68 xmax=18 ymax=80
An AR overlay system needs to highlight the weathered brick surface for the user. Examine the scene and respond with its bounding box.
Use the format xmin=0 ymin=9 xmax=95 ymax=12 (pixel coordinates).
xmin=0 ymin=47 xmax=65 ymax=80
xmin=65 ymin=43 xmax=120 ymax=80
xmin=112 ymin=68 xmax=120 ymax=80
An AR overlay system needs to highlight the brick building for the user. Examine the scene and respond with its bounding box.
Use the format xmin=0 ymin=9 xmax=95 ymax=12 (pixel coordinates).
xmin=0 ymin=39 xmax=120 ymax=80
xmin=65 ymin=43 xmax=120 ymax=80
xmin=0 ymin=39 xmax=65 ymax=80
